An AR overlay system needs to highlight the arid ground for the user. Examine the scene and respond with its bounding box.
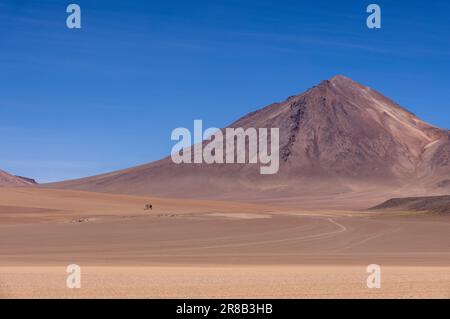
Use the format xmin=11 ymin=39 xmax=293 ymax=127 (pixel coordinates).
xmin=0 ymin=187 xmax=449 ymax=298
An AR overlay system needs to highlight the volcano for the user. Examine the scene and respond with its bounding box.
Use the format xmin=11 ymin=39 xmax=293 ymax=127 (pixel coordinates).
xmin=46 ymin=76 xmax=450 ymax=205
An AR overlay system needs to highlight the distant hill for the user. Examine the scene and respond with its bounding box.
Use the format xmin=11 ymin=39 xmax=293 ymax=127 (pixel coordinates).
xmin=0 ymin=169 xmax=37 ymax=187
xmin=370 ymin=195 xmax=450 ymax=214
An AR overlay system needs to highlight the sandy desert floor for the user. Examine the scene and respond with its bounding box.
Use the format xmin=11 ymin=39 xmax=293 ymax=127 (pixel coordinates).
xmin=0 ymin=187 xmax=449 ymax=298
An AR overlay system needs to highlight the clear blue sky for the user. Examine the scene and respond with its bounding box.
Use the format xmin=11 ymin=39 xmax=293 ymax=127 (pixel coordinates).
xmin=1 ymin=0 xmax=449 ymax=182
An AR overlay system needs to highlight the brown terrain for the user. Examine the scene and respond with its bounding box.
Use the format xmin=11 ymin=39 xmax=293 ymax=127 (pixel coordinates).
xmin=1 ymin=75 xmax=449 ymax=298
xmin=0 ymin=187 xmax=449 ymax=298
xmin=0 ymin=169 xmax=36 ymax=187
xmin=371 ymin=195 xmax=450 ymax=215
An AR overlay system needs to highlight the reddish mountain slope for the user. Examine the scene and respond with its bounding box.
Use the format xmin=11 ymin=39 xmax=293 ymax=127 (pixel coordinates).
xmin=0 ymin=169 xmax=36 ymax=187
xmin=46 ymin=76 xmax=450 ymax=203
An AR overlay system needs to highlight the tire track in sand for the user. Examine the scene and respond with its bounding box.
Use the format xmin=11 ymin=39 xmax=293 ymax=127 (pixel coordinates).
xmin=162 ymin=216 xmax=348 ymax=252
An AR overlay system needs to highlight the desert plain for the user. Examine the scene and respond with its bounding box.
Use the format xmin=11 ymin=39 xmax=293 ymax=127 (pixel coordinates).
xmin=0 ymin=186 xmax=449 ymax=298
xmin=1 ymin=76 xmax=450 ymax=298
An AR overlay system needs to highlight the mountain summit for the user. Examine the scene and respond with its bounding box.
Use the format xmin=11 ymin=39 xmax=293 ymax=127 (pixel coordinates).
xmin=47 ymin=76 xmax=450 ymax=204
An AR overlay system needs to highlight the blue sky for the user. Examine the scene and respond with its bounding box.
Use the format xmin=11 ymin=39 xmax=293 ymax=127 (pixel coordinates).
xmin=1 ymin=0 xmax=449 ymax=182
